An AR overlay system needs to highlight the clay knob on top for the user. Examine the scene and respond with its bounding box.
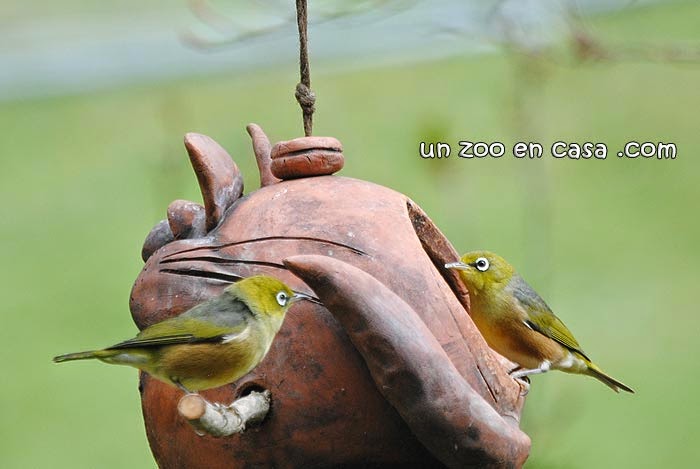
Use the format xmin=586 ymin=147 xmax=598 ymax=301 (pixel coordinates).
xmin=270 ymin=136 xmax=344 ymax=179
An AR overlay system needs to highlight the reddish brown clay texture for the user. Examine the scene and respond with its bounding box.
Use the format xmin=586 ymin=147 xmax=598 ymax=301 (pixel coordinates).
xmin=167 ymin=200 xmax=206 ymax=240
xmin=270 ymin=136 xmax=344 ymax=179
xmin=184 ymin=132 xmax=243 ymax=231
xmin=284 ymin=255 xmax=530 ymax=467
xmin=247 ymin=123 xmax=279 ymax=187
xmin=131 ymin=126 xmax=530 ymax=468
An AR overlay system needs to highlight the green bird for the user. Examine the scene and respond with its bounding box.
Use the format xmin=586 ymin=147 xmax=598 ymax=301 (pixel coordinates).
xmin=446 ymin=251 xmax=634 ymax=393
xmin=54 ymin=275 xmax=314 ymax=393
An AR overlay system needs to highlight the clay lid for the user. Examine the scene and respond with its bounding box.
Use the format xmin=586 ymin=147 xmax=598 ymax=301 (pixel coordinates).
xmin=270 ymin=136 xmax=344 ymax=179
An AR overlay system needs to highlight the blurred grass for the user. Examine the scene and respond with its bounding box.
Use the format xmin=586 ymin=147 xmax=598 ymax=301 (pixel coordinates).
xmin=1 ymin=1 xmax=699 ymax=468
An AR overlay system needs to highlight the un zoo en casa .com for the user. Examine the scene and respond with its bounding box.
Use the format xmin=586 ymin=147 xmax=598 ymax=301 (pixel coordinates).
xmin=419 ymin=141 xmax=677 ymax=160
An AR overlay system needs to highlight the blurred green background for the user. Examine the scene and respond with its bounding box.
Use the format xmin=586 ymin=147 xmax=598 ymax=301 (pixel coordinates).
xmin=2 ymin=1 xmax=698 ymax=468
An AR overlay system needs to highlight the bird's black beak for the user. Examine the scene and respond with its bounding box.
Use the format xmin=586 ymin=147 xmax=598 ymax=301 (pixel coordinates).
xmin=291 ymin=291 xmax=323 ymax=305
xmin=445 ymin=261 xmax=470 ymax=271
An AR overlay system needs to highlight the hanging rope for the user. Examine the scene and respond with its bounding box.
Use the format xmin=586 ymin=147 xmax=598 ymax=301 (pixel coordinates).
xmin=295 ymin=0 xmax=315 ymax=136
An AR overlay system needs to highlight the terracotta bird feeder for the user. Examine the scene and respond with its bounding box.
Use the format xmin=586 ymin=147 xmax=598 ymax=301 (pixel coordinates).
xmin=130 ymin=124 xmax=531 ymax=468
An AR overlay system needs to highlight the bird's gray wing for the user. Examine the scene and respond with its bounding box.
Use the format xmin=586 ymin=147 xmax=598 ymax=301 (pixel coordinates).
xmin=108 ymin=292 xmax=251 ymax=350
xmin=182 ymin=291 xmax=252 ymax=329
xmin=509 ymin=274 xmax=590 ymax=360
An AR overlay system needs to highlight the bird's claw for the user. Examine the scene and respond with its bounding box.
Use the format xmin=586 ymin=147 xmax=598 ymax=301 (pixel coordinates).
xmin=514 ymin=376 xmax=530 ymax=396
xmin=508 ymin=365 xmax=522 ymax=375
xmin=214 ymin=402 xmax=230 ymax=413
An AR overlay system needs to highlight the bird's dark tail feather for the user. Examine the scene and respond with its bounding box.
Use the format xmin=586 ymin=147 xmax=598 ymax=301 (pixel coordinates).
xmin=586 ymin=363 xmax=635 ymax=394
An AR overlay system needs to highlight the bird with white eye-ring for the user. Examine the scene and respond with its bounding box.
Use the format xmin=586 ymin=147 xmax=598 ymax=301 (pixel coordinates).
xmin=54 ymin=275 xmax=319 ymax=393
xmin=276 ymin=291 xmax=290 ymax=307
xmin=446 ymin=251 xmax=633 ymax=393
xmin=474 ymin=257 xmax=490 ymax=272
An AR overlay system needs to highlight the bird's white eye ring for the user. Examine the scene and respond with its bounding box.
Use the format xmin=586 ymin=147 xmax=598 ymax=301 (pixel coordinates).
xmin=475 ymin=257 xmax=490 ymax=272
xmin=276 ymin=291 xmax=288 ymax=307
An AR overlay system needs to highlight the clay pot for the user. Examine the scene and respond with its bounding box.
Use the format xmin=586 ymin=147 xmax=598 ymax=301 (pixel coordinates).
xmin=130 ymin=125 xmax=529 ymax=468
